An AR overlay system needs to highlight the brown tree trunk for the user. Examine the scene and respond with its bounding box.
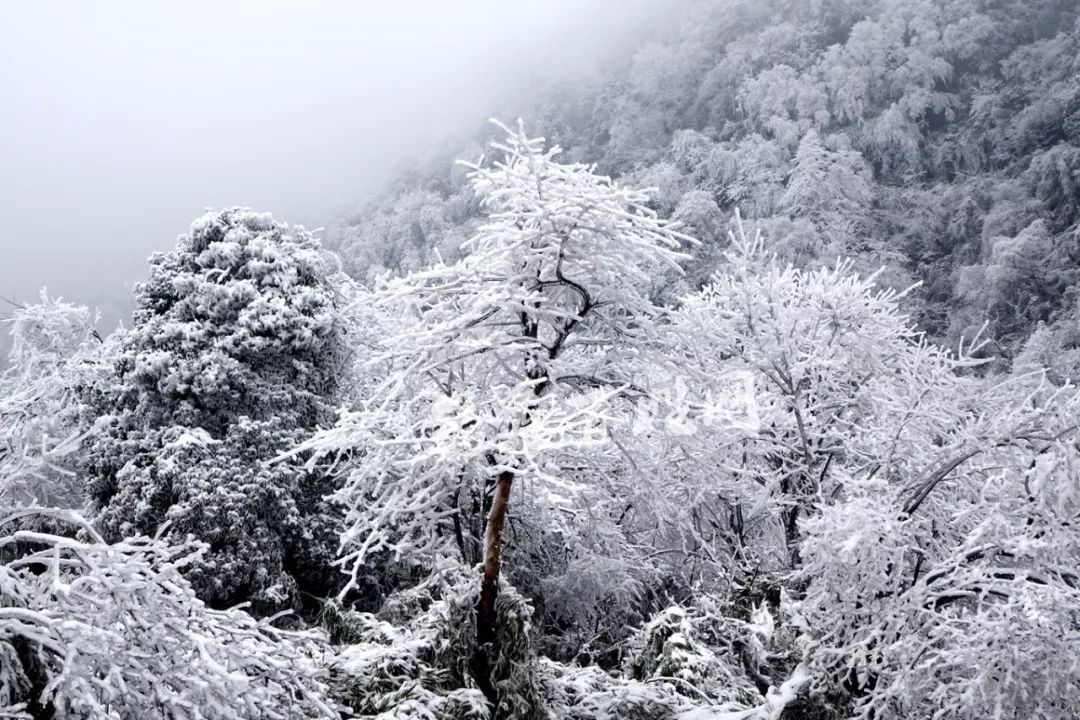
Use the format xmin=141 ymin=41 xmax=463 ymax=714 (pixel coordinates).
xmin=472 ymin=468 xmax=514 ymax=708
xmin=478 ymin=468 xmax=514 ymax=634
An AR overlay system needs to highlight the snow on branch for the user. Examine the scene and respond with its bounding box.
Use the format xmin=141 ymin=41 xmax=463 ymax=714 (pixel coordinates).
xmin=0 ymin=509 xmax=338 ymax=719
xmin=297 ymin=121 xmax=703 ymax=596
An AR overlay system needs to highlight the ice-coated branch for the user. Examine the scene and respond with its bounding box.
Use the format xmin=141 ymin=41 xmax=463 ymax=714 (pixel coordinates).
xmin=0 ymin=509 xmax=338 ymax=719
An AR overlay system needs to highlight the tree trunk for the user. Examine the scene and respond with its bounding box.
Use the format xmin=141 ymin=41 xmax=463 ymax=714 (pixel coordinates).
xmin=472 ymin=468 xmax=514 ymax=708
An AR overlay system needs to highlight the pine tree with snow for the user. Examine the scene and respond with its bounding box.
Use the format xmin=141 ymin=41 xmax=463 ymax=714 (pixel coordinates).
xmin=82 ymin=208 xmax=351 ymax=614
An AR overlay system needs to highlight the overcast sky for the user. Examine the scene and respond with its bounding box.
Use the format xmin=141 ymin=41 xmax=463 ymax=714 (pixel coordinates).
xmin=0 ymin=0 xmax=659 ymax=321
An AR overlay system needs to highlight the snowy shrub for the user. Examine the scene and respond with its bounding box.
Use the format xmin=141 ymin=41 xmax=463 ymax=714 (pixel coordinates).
xmin=325 ymin=571 xmax=804 ymax=720
xmin=534 ymin=591 xmax=819 ymax=720
xmin=0 ymin=509 xmax=337 ymax=720
xmin=624 ymin=599 xmax=766 ymax=710
xmin=83 ymin=208 xmax=351 ymax=613
xmin=544 ymin=668 xmax=681 ymax=720
xmin=327 ymin=567 xmax=544 ymax=720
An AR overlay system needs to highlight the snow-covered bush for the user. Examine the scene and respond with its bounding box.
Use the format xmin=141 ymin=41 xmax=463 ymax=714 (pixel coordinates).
xmin=327 ymin=567 xmax=544 ymax=719
xmin=0 ymin=509 xmax=337 ymax=720
xmin=537 ymin=593 xmax=814 ymax=720
xmin=624 ymin=601 xmax=762 ymax=708
xmin=82 ymin=208 xmax=351 ymax=612
xmin=325 ymin=566 xmax=790 ymax=720
xmin=542 ymin=666 xmax=681 ymax=720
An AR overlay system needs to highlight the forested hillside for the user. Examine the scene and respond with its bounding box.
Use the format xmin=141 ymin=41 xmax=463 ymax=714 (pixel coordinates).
xmin=329 ymin=0 xmax=1080 ymax=364
xmin=3 ymin=2 xmax=1080 ymax=719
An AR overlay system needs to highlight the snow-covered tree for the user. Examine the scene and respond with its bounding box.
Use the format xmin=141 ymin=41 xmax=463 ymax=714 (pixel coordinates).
xmin=1014 ymin=308 xmax=1080 ymax=385
xmin=674 ymin=220 xmax=1080 ymax=717
xmin=328 ymin=188 xmax=479 ymax=284
xmin=299 ymin=121 xmax=694 ymax=707
xmin=797 ymin=372 xmax=1080 ymax=718
xmin=780 ymin=130 xmax=873 ymax=242
xmin=82 ymin=209 xmax=351 ymax=613
xmin=0 ymin=292 xmax=104 ymax=511
xmin=675 ymin=218 xmax=974 ymax=570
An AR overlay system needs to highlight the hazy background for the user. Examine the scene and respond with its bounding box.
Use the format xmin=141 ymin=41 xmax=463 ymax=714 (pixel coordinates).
xmin=0 ymin=0 xmax=660 ymax=328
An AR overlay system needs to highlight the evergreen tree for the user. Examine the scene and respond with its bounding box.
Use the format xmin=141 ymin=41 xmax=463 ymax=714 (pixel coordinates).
xmin=83 ymin=208 xmax=350 ymax=614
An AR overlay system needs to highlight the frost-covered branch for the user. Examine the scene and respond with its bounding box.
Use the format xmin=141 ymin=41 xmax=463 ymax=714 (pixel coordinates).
xmin=0 ymin=510 xmax=338 ymax=719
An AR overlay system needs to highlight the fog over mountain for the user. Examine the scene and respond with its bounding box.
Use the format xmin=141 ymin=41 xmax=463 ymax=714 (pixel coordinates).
xmin=0 ymin=0 xmax=660 ymax=326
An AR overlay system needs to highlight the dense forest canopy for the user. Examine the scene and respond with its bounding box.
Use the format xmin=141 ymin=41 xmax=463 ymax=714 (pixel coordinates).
xmin=3 ymin=1 xmax=1080 ymax=719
